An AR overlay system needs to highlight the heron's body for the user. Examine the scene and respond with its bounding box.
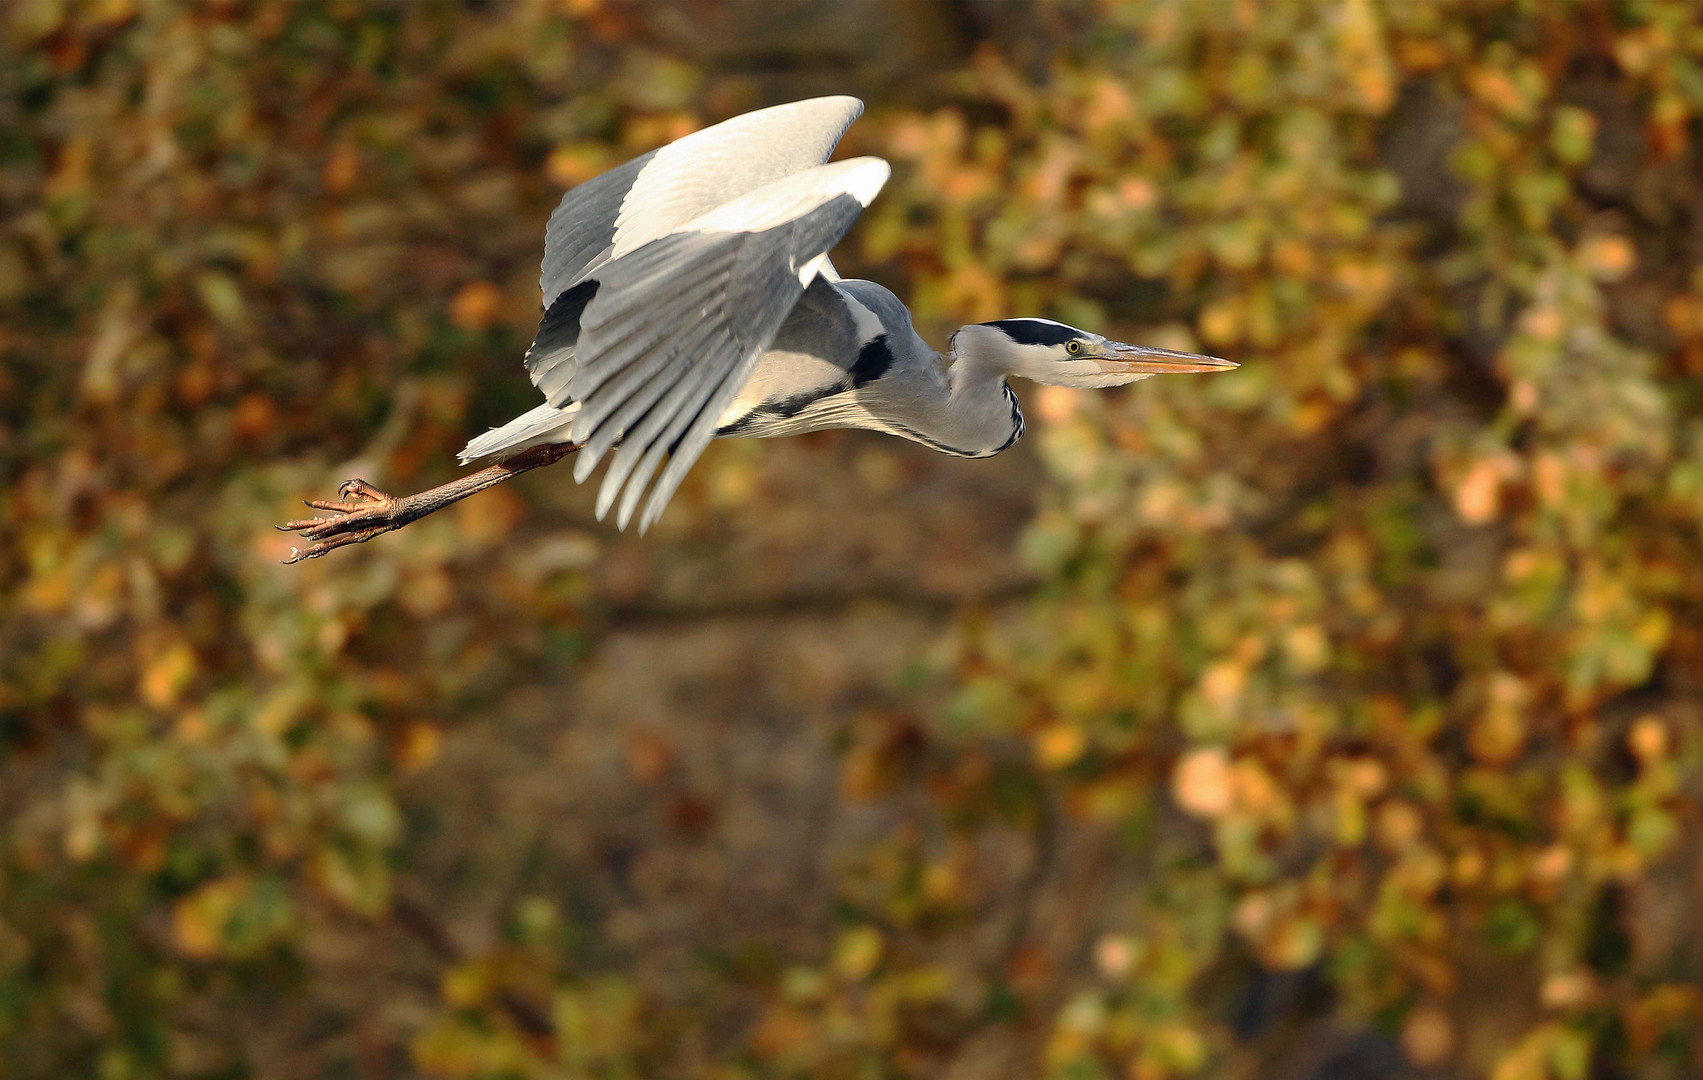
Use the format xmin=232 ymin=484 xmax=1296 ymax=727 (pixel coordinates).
xmin=279 ymin=96 xmax=1233 ymax=560
xmin=474 ymin=275 xmax=1027 ymax=466
xmin=720 ymin=278 xmax=1025 ymax=455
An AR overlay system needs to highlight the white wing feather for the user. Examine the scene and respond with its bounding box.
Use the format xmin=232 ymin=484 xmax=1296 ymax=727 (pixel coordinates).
xmin=609 ymin=96 xmax=864 ymax=258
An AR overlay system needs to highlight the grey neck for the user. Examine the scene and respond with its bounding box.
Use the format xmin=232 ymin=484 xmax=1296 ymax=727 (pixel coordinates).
xmin=886 ymin=346 xmax=1023 ymax=459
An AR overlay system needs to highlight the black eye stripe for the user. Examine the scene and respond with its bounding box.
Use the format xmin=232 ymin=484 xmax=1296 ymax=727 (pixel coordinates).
xmin=984 ymin=319 xmax=1085 ymax=347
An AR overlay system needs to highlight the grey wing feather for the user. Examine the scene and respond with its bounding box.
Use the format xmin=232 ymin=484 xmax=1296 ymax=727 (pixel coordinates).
xmin=539 ymin=152 xmax=655 ymax=308
xmin=569 ymin=192 xmax=871 ymax=532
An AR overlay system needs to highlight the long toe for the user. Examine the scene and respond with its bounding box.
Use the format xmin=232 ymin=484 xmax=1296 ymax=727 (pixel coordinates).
xmin=282 ymin=524 xmax=390 ymax=564
xmin=278 ymin=515 xmax=336 ymax=531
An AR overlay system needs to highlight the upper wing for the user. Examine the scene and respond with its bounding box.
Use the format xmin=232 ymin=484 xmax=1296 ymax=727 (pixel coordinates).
xmin=539 ymin=96 xmax=864 ymax=308
xmin=544 ymin=156 xmax=890 ymax=534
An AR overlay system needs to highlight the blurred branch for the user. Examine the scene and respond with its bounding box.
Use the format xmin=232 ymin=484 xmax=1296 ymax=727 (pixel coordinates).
xmin=391 ymin=897 xmax=556 ymax=1039
xmin=1000 ymin=785 xmax=1060 ymax=964
xmin=596 ymin=578 xmax=1041 ymax=627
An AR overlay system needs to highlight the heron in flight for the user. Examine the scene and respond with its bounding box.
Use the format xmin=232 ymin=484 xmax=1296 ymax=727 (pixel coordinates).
xmin=279 ymin=97 xmax=1235 ymax=561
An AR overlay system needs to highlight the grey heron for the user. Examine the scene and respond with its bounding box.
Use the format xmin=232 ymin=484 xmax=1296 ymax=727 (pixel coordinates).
xmin=279 ymin=97 xmax=1235 ymax=561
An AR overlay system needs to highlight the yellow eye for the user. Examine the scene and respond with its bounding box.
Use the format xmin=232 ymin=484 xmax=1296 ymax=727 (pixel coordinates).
xmin=1066 ymin=340 xmax=1082 ymax=355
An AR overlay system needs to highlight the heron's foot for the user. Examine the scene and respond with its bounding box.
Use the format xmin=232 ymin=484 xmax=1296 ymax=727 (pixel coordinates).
xmin=275 ymin=444 xmax=579 ymax=566
xmin=276 ymin=478 xmax=417 ymax=563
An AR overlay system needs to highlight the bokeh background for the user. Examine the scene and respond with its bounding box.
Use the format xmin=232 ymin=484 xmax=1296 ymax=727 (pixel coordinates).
xmin=5 ymin=1 xmax=1703 ymax=1077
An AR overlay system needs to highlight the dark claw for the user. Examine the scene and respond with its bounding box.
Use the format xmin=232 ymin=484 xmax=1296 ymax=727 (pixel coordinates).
xmin=337 ymin=478 xmax=388 ymax=503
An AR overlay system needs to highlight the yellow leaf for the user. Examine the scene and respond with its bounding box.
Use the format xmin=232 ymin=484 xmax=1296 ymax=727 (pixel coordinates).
xmin=173 ymin=878 xmax=244 ymax=959
xmin=832 ymin=926 xmax=884 ymax=981
xmin=441 ymin=960 xmax=491 ymax=1009
xmin=1579 ymin=235 xmax=1635 ymax=281
xmin=1033 ymin=721 xmax=1086 ymax=769
xmin=1627 ymin=716 xmax=1667 ymax=763
xmin=1401 ymin=1005 xmax=1455 ymax=1065
xmin=1454 ymin=458 xmax=1507 ymax=524
xmin=449 ymin=281 xmax=503 ymax=331
xmin=1173 ymin=747 xmax=1233 ymax=818
xmin=141 ymin=641 xmax=196 ymax=710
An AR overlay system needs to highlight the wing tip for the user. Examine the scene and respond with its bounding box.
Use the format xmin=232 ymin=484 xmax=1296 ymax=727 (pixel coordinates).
xmin=839 ymin=156 xmax=890 ymax=207
xmin=768 ymin=93 xmax=864 ymax=120
xmin=829 ymin=94 xmax=866 ymax=122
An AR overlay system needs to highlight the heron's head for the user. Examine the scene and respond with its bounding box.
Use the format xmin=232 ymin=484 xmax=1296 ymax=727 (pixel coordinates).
xmin=953 ymin=318 xmax=1236 ymax=388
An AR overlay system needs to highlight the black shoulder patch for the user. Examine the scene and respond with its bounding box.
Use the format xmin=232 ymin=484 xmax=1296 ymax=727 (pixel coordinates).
xmin=524 ymin=280 xmax=599 ymax=402
xmin=533 ymin=280 xmax=598 ymax=352
xmin=984 ymin=319 xmax=1082 ymax=347
xmin=849 ymin=333 xmax=894 ymax=388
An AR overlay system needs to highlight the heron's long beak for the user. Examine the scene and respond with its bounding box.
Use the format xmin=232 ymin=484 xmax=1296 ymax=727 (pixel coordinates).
xmin=1096 ymin=341 xmax=1238 ymax=375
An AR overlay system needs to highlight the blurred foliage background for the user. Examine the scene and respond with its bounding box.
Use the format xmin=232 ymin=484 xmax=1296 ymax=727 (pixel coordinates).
xmin=4 ymin=1 xmax=1703 ymax=1078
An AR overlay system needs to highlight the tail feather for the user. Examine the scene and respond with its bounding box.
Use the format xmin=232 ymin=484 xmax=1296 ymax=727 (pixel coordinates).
xmin=458 ymin=401 xmax=581 ymax=464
